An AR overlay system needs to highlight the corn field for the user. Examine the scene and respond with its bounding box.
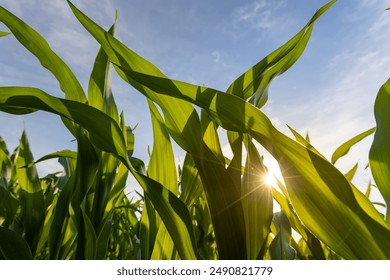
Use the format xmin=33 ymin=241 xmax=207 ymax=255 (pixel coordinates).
xmin=1 ymin=0 xmax=390 ymax=260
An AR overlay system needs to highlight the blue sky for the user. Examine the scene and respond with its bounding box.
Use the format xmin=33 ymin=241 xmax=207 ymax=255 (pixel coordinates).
xmin=1 ymin=0 xmax=390 ymax=202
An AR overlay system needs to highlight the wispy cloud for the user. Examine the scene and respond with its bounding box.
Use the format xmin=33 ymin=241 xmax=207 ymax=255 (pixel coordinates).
xmin=232 ymin=0 xmax=286 ymax=30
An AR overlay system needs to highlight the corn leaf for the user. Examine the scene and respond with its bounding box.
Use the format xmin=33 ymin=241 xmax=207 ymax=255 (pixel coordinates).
xmin=88 ymin=16 xmax=119 ymax=123
xmin=332 ymin=127 xmax=375 ymax=164
xmin=0 ymin=226 xmax=33 ymax=259
xmin=0 ymin=86 xmax=199 ymax=259
xmin=179 ymin=153 xmax=203 ymax=207
xmin=269 ymin=212 xmax=296 ymax=260
xmin=369 ymin=78 xmax=390 ymax=223
xmin=0 ymin=30 xmax=9 ymax=37
xmin=79 ymin=209 xmax=97 ymax=259
xmin=0 ymin=187 xmax=19 ymax=228
xmin=227 ymin=0 xmax=335 ymax=108
xmin=16 ymin=131 xmax=45 ymax=255
xmin=0 ymin=7 xmax=86 ymax=103
xmin=344 ymin=163 xmax=359 ymax=181
xmin=122 ymin=70 xmax=390 ymax=259
xmin=147 ymin=99 xmax=178 ymax=259
xmin=67 ymin=1 xmax=247 ymax=259
xmin=147 ymin=100 xmax=177 ymax=194
xmin=242 ymin=139 xmax=273 ymax=259
xmin=0 ymin=87 xmax=127 ymax=160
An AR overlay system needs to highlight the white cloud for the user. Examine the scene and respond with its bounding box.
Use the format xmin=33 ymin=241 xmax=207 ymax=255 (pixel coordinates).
xmin=212 ymin=50 xmax=221 ymax=63
xmin=232 ymin=0 xmax=286 ymax=30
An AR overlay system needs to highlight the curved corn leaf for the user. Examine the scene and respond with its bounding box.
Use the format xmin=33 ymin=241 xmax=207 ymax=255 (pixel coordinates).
xmin=88 ymin=15 xmax=119 ymax=123
xmin=0 ymin=226 xmax=33 ymax=259
xmin=332 ymin=127 xmax=375 ymax=164
xmin=0 ymin=87 xmax=198 ymax=259
xmin=227 ymin=0 xmax=335 ymax=108
xmin=344 ymin=163 xmax=359 ymax=181
xmin=122 ymin=70 xmax=390 ymax=259
xmin=369 ymin=79 xmax=390 ymax=223
xmin=23 ymin=150 xmax=77 ymax=169
xmin=67 ymin=1 xmax=247 ymax=259
xmin=147 ymin=100 xmax=177 ymax=194
xmin=0 ymin=87 xmax=127 ymax=160
xmin=0 ymin=7 xmax=86 ymax=103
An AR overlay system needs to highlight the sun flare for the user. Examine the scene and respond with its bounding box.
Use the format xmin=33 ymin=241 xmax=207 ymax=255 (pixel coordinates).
xmin=264 ymin=173 xmax=278 ymax=187
xmin=262 ymin=157 xmax=283 ymax=188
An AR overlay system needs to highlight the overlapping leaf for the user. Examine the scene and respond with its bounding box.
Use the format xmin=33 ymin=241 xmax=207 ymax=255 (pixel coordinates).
xmin=121 ymin=70 xmax=390 ymax=259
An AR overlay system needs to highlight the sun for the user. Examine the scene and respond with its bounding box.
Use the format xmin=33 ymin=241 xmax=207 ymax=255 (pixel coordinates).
xmin=264 ymin=172 xmax=278 ymax=187
xmin=262 ymin=157 xmax=283 ymax=188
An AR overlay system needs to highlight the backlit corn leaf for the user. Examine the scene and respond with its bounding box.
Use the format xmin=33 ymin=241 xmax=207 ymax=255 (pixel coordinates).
xmin=369 ymin=78 xmax=390 ymax=223
xmin=0 ymin=7 xmax=86 ymax=103
xmin=147 ymin=99 xmax=178 ymax=259
xmin=88 ymin=15 xmax=119 ymax=123
xmin=332 ymin=127 xmax=375 ymax=164
xmin=122 ymin=70 xmax=390 ymax=259
xmin=227 ymin=0 xmax=335 ymax=108
xmin=0 ymin=86 xmax=198 ymax=259
xmin=242 ymin=139 xmax=273 ymax=259
xmin=67 ymin=1 xmax=247 ymax=259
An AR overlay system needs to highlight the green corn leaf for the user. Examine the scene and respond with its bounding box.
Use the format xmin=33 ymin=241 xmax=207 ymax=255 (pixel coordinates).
xmin=344 ymin=163 xmax=359 ymax=181
xmin=0 ymin=187 xmax=19 ymax=228
xmin=139 ymin=195 xmax=157 ymax=259
xmin=16 ymin=130 xmax=45 ymax=255
xmin=227 ymin=0 xmax=335 ymax=108
xmin=369 ymin=78 xmax=390 ymax=223
xmin=0 ymin=30 xmax=9 ymax=37
xmin=0 ymin=87 xmax=199 ymax=259
xmin=35 ymin=195 xmax=57 ymax=259
xmin=269 ymin=212 xmax=296 ymax=260
xmin=67 ymin=1 xmax=247 ymax=259
xmin=96 ymin=219 xmax=112 ymax=260
xmin=332 ymin=127 xmax=375 ymax=164
xmin=201 ymin=110 xmax=225 ymax=164
xmin=0 ymin=7 xmax=86 ymax=103
xmin=0 ymin=226 xmax=33 ymax=259
xmin=78 ymin=208 xmax=97 ymax=259
xmin=88 ymin=15 xmax=119 ymax=123
xmin=151 ymin=225 xmax=178 ymax=260
xmin=147 ymin=100 xmax=177 ymax=194
xmin=242 ymin=139 xmax=273 ymax=259
xmin=0 ymin=87 xmax=128 ymax=161
xmin=146 ymin=100 xmax=178 ymax=259
xmin=130 ymin=171 xmax=199 ymax=259
xmin=365 ymin=180 xmax=372 ymax=198
xmin=288 ymin=125 xmax=322 ymax=157
xmin=179 ymin=153 xmax=203 ymax=207
xmin=49 ymin=171 xmax=77 ymax=259
xmin=0 ymin=137 xmax=12 ymax=188
xmin=122 ymin=70 xmax=390 ymax=259
xmin=23 ymin=150 xmax=77 ymax=169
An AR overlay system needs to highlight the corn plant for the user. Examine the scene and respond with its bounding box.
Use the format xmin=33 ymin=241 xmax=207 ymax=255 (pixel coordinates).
xmin=1 ymin=0 xmax=390 ymax=260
